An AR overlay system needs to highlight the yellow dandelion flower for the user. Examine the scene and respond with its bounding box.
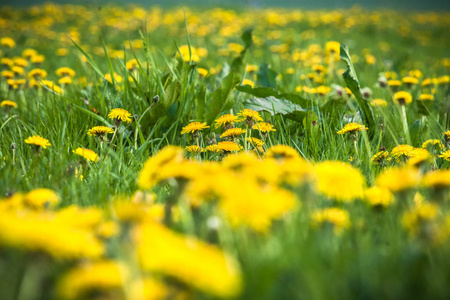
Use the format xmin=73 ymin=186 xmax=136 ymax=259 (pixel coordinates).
xmin=28 ymin=68 xmax=47 ymax=79
xmin=57 ymin=260 xmax=126 ymax=300
xmin=56 ymin=67 xmax=76 ymax=77
xmin=1 ymin=100 xmax=17 ymax=108
xmin=393 ymin=91 xmax=412 ymax=105
xmin=245 ymin=137 xmax=264 ymax=147
xmin=371 ymin=99 xmax=387 ymax=107
xmin=388 ymin=80 xmax=402 ymax=87
xmin=58 ymin=76 xmax=72 ymax=85
xmin=104 ymin=73 xmax=123 ymax=84
xmin=108 ymin=108 xmax=132 ymax=123
xmin=185 ymin=145 xmax=202 ymax=153
xmin=87 ymin=126 xmax=114 ymax=136
xmin=311 ymin=208 xmax=350 ymax=234
xmin=180 ymin=121 xmax=209 ymax=135
xmin=197 ymin=67 xmax=209 ymax=77
xmin=73 ymin=147 xmax=99 ymax=162
xmin=418 ymin=94 xmax=434 ymax=101
xmin=325 ymin=41 xmax=340 ymax=57
xmin=421 ymin=170 xmax=450 ymax=189
xmin=23 ymin=188 xmax=59 ymax=209
xmin=364 ymin=187 xmax=395 ymax=208
xmin=206 ymin=144 xmax=221 ymax=153
xmin=376 ymin=166 xmax=420 ymax=193
xmin=217 ymin=141 xmax=242 ymax=152
xmin=422 ymin=139 xmax=444 ymax=151
xmin=1 ymin=37 xmax=15 ymax=48
xmin=402 ymin=76 xmax=418 ymax=85
xmin=220 ymin=128 xmax=246 ymax=139
xmin=252 ymin=122 xmax=276 ymax=132
xmin=214 ymin=114 xmax=240 ymax=128
xmin=439 ymin=150 xmax=450 ymax=161
xmin=241 ymin=78 xmax=255 ymax=88
xmin=407 ymin=148 xmax=432 ymax=167
xmin=402 ymin=202 xmax=439 ymax=235
xmin=314 ymin=161 xmax=365 ymax=201
xmin=390 ymin=144 xmax=414 ymax=161
xmin=371 ymin=151 xmax=389 ymax=165
xmin=134 ymin=221 xmax=242 ymax=298
xmin=237 ymin=109 xmax=263 ymax=122
xmin=337 ymin=122 xmax=368 ymax=134
xmin=266 ymin=145 xmax=299 ymax=160
xmin=25 ymin=135 xmax=51 ymax=149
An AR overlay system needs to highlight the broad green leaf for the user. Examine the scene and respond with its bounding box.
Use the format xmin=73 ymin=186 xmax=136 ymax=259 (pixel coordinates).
xmin=340 ymin=44 xmax=375 ymax=137
xmin=205 ymin=71 xmax=241 ymax=123
xmin=236 ymin=86 xmax=310 ymax=107
xmin=231 ymin=29 xmax=253 ymax=72
xmin=196 ymin=85 xmax=207 ymax=121
xmin=243 ymin=96 xmax=306 ymax=123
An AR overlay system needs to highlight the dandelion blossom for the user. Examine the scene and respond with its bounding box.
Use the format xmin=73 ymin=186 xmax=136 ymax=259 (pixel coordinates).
xmin=25 ymin=135 xmax=51 ymax=149
xmin=337 ymin=122 xmax=368 ymax=134
xmin=376 ymin=166 xmax=420 ymax=193
xmin=314 ymin=161 xmax=365 ymax=201
xmin=181 ymin=122 xmax=209 ymax=135
xmin=73 ymin=147 xmax=99 ymax=162
xmin=252 ymin=122 xmax=276 ymax=132
xmin=217 ymin=141 xmax=242 ymax=152
xmin=108 ymin=108 xmax=132 ymax=123
xmin=393 ymin=91 xmax=412 ymax=105
xmin=87 ymin=126 xmax=114 ymax=137
xmin=214 ymin=114 xmax=240 ymax=129
xmin=220 ymin=128 xmax=246 ymax=139
xmin=1 ymin=100 xmax=17 ymax=108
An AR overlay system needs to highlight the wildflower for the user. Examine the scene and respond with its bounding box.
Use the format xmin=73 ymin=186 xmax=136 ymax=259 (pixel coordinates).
xmin=181 ymin=121 xmax=209 ymax=135
xmin=104 ymin=73 xmax=123 ymax=84
xmin=314 ymin=161 xmax=365 ymax=201
xmin=58 ymin=76 xmax=72 ymax=85
xmin=25 ymin=135 xmax=51 ymax=149
xmin=388 ymin=80 xmax=402 ymax=88
xmin=206 ymin=144 xmax=221 ymax=153
xmin=364 ymin=187 xmax=395 ymax=209
xmin=217 ymin=141 xmax=242 ymax=152
xmin=252 ymin=122 xmax=276 ymax=132
xmin=0 ymin=209 xmax=104 ymax=259
xmin=56 ymin=48 xmax=68 ymax=56
xmin=57 ymin=260 xmax=127 ymax=300
xmin=418 ymin=94 xmax=434 ymax=101
xmin=41 ymin=80 xmax=62 ymax=94
xmin=402 ymin=202 xmax=439 ymax=235
xmin=246 ymin=64 xmax=259 ymax=73
xmin=197 ymin=68 xmax=209 ymax=77
xmin=214 ymin=114 xmax=240 ymax=129
xmin=402 ymin=76 xmax=419 ymax=85
xmin=376 ymin=166 xmax=420 ymax=193
xmin=311 ymin=208 xmax=350 ymax=234
xmin=325 ymin=41 xmax=340 ymax=58
xmin=241 ymin=78 xmax=255 ymax=88
xmin=73 ymin=147 xmax=99 ymax=162
xmin=371 ymin=151 xmax=389 ymax=165
xmin=237 ymin=109 xmax=263 ymax=127
xmin=185 ymin=145 xmax=202 ymax=153
xmin=24 ymin=188 xmax=60 ymax=209
xmin=440 ymin=150 xmax=450 ymax=161
xmin=28 ymin=68 xmax=47 ymax=79
xmin=365 ymin=54 xmax=376 ymax=65
xmin=266 ymin=145 xmax=299 ymax=160
xmin=220 ymin=128 xmax=246 ymax=139
xmin=31 ymin=55 xmax=44 ymax=64
xmin=0 ymin=37 xmax=15 ymax=48
xmin=407 ymin=149 xmax=432 ymax=167
xmin=126 ymin=59 xmax=139 ymax=71
xmin=1 ymin=100 xmax=17 ymax=108
xmin=177 ymin=45 xmax=199 ymax=62
xmin=337 ymin=122 xmax=368 ymax=135
xmin=443 ymin=131 xmax=450 ymax=143
xmin=87 ymin=126 xmax=114 ymax=137
xmin=371 ymin=99 xmax=387 ymax=107
xmin=422 ymin=139 xmax=444 ymax=151
xmin=108 ymin=108 xmax=132 ymax=123
xmin=137 ymin=146 xmax=184 ymax=190
xmin=134 ymin=221 xmax=242 ymax=297
xmin=390 ymin=144 xmax=414 ymax=161
xmin=393 ymin=91 xmax=412 ymax=105
xmin=421 ymin=170 xmax=450 ymax=189
xmin=245 ymin=137 xmax=264 ymax=147
xmin=56 ymin=67 xmax=76 ymax=77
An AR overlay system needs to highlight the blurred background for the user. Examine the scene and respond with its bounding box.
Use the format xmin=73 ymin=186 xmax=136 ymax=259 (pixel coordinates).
xmin=5 ymin=0 xmax=450 ymax=10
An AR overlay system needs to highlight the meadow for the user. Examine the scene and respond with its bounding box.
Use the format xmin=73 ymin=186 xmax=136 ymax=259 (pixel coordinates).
xmin=1 ymin=3 xmax=450 ymax=300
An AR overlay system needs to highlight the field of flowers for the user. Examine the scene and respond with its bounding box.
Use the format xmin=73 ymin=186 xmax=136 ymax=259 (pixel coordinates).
xmin=1 ymin=3 xmax=450 ymax=300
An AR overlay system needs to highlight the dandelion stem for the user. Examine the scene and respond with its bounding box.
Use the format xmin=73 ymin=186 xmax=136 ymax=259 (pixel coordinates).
xmin=400 ymin=105 xmax=411 ymax=145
